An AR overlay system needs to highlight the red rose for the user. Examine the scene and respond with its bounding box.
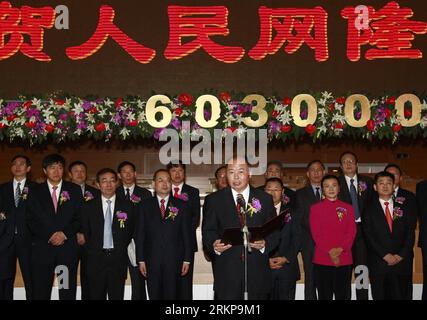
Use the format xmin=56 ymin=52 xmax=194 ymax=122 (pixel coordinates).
xmin=329 ymin=103 xmax=335 ymax=112
xmin=88 ymin=107 xmax=98 ymax=114
xmin=115 ymin=98 xmax=123 ymax=109
xmin=129 ymin=120 xmax=138 ymax=127
xmin=271 ymin=110 xmax=279 ymax=118
xmin=392 ymin=124 xmax=402 ymax=133
xmin=404 ymin=108 xmax=412 ymax=118
xmin=227 ymin=127 xmax=237 ymax=133
xmin=23 ymin=101 xmax=32 ymax=109
xmin=95 ymin=122 xmax=106 ymax=132
xmin=283 ymin=97 xmax=292 ymax=105
xmin=219 ymin=92 xmax=231 ymax=102
xmin=366 ymin=119 xmax=375 ymax=131
xmin=55 ymin=99 xmax=65 ymax=106
xmin=334 ymin=122 xmax=344 ymax=129
xmin=174 ymin=107 xmax=184 ymax=117
xmin=280 ymin=125 xmax=292 ymax=133
xmin=385 ymin=108 xmax=392 ymax=119
xmin=0 ymin=123 xmax=5 ymax=129
xmin=305 ymin=124 xmax=316 ymax=135
xmin=25 ymin=121 xmax=36 ymax=129
xmin=178 ymin=93 xmax=193 ymax=107
xmin=7 ymin=114 xmax=17 ymax=122
xmin=45 ymin=124 xmax=55 ymax=133
xmin=386 ymin=96 xmax=396 ymax=105
xmin=336 ymin=97 xmax=346 ymax=104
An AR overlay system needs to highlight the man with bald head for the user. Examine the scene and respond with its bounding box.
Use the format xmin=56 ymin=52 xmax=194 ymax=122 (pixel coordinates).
xmin=202 ymin=156 xmax=277 ymax=299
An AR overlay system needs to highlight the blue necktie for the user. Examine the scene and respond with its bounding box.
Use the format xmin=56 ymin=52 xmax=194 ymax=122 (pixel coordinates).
xmin=103 ymin=199 xmax=113 ymax=249
xmin=350 ymin=178 xmax=361 ymax=220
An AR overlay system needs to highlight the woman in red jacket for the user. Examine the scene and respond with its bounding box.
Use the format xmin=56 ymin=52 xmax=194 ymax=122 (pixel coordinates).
xmin=309 ymin=174 xmax=357 ymax=300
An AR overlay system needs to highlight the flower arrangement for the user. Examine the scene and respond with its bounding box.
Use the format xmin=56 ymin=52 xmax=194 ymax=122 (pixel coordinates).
xmin=116 ymin=211 xmax=128 ymax=228
xmin=358 ymin=181 xmax=368 ymax=196
xmin=166 ymin=206 xmax=179 ymax=221
xmin=0 ymin=92 xmax=426 ymax=145
xmin=336 ymin=207 xmax=347 ymax=221
xmin=247 ymin=198 xmax=262 ymax=217
xmin=130 ymin=193 xmax=141 ymax=204
xmin=395 ymin=197 xmax=405 ymax=205
xmin=393 ymin=207 xmax=404 ymax=220
xmin=59 ymin=191 xmax=70 ymax=205
xmin=84 ymin=190 xmax=94 ymax=202
xmin=21 ymin=186 xmax=29 ymax=200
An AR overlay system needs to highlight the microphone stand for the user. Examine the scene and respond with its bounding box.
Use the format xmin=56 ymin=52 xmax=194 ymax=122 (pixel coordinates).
xmin=242 ymin=212 xmax=251 ymax=300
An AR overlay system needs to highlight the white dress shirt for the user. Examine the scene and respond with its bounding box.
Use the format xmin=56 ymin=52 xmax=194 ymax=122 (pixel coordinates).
xmin=102 ymin=195 xmax=116 ymax=219
xmin=172 ymin=183 xmax=184 ymax=195
xmin=13 ymin=178 xmax=26 ymax=194
xmin=379 ymin=198 xmax=394 ymax=217
xmin=231 ymin=185 xmax=250 ymax=207
xmin=47 ymin=180 xmax=63 ymax=202
xmin=123 ymin=184 xmax=135 ymax=196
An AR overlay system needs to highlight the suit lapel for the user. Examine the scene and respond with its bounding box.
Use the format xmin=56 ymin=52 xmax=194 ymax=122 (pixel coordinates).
xmin=375 ymin=199 xmax=392 ymax=235
xmin=225 ymin=187 xmax=241 ymax=226
xmin=42 ymin=182 xmax=56 ymax=215
xmin=338 ymin=176 xmax=351 ymax=203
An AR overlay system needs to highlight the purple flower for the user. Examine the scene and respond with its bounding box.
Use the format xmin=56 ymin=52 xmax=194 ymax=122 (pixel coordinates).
xmin=284 ymin=212 xmax=291 ymax=223
xmin=59 ymin=113 xmax=68 ymax=121
xmin=269 ymin=121 xmax=280 ymax=134
xmin=59 ymin=191 xmax=70 ymax=204
xmin=82 ymin=101 xmax=92 ymax=111
xmin=153 ymin=128 xmax=166 ymax=140
xmin=395 ymin=197 xmax=405 ymax=205
xmin=336 ymin=207 xmax=347 ymax=221
xmin=358 ymin=181 xmax=367 ymax=194
xmin=171 ymin=118 xmax=181 ymax=130
xmin=130 ymin=194 xmax=141 ymax=204
xmin=116 ymin=211 xmax=128 ymax=220
xmin=178 ymin=193 xmax=189 ymax=201
xmin=393 ymin=207 xmax=403 ymax=220
xmin=251 ymin=198 xmax=262 ymax=211
xmin=354 ymin=111 xmax=362 ymax=120
xmin=77 ymin=121 xmax=88 ymax=130
xmin=204 ymin=110 xmax=211 ymax=121
xmin=26 ymin=108 xmax=40 ymax=119
xmin=84 ymin=191 xmax=94 ymax=202
xmin=166 ymin=206 xmax=179 ymax=220
xmin=282 ymin=194 xmax=290 ymax=204
xmin=300 ymin=109 xmax=308 ymax=119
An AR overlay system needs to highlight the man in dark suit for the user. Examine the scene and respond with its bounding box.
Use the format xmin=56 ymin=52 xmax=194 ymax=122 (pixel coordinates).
xmin=167 ymin=161 xmax=200 ymax=300
xmin=363 ymin=171 xmax=417 ymax=300
xmin=257 ymin=160 xmax=296 ymax=207
xmin=116 ymin=161 xmax=151 ymax=300
xmin=68 ymin=160 xmax=100 ymax=300
xmin=385 ymin=163 xmax=418 ymax=299
xmin=202 ymin=156 xmax=278 ymax=299
xmin=416 ymin=179 xmax=427 ymax=300
xmin=294 ymin=160 xmax=325 ymax=300
xmin=265 ymin=178 xmax=300 ymax=300
xmin=203 ymin=166 xmax=228 ymax=299
xmin=81 ymin=168 xmax=135 ymax=300
xmin=137 ymin=169 xmax=191 ymax=300
xmin=0 ymin=155 xmax=35 ymax=300
xmin=27 ymin=154 xmax=83 ymax=300
xmin=337 ymin=151 xmax=373 ymax=300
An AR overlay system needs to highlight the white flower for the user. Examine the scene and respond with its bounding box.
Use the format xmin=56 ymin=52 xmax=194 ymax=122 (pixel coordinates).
xmin=278 ymin=110 xmax=292 ymax=124
xmin=120 ymin=128 xmax=130 ymax=139
xmin=421 ymin=100 xmax=427 ymax=111
xmin=321 ymin=91 xmax=333 ymax=100
xmin=72 ymin=103 xmax=84 ymax=115
xmin=420 ymin=116 xmax=427 ymax=129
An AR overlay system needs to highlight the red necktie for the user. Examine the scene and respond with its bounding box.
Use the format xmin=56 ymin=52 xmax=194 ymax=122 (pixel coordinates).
xmin=173 ymin=187 xmax=179 ymax=198
xmin=160 ymin=199 xmax=165 ymax=219
xmin=52 ymin=186 xmax=58 ymax=213
xmin=384 ymin=201 xmax=393 ymax=232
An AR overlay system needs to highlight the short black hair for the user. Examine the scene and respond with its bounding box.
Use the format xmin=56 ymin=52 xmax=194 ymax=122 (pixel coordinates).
xmin=42 ymin=154 xmax=65 ymax=169
xmin=321 ymin=174 xmax=340 ymax=188
xmin=374 ymin=171 xmax=395 ymax=184
xmin=384 ymin=163 xmax=402 ymax=175
xmin=96 ymin=168 xmax=117 ymax=183
xmin=265 ymin=177 xmax=284 ymax=189
xmin=307 ymin=160 xmax=325 ymax=170
xmin=267 ymin=160 xmax=283 ymax=169
xmin=153 ymin=169 xmax=170 ymax=181
xmin=214 ymin=166 xmax=227 ymax=179
xmin=117 ymin=161 xmax=136 ymax=173
xmin=11 ymin=155 xmax=31 ymax=167
xmin=339 ymin=151 xmax=358 ymax=165
xmin=68 ymin=160 xmax=87 ymax=173
xmin=166 ymin=161 xmax=186 ymax=171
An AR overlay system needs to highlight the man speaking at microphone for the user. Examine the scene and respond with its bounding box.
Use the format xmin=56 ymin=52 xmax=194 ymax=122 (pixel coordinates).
xmin=202 ymin=156 xmax=278 ymax=300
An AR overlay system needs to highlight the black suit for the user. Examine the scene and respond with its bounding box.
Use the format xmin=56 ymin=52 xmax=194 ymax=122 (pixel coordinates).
xmin=117 ymin=185 xmax=151 ymax=300
xmin=82 ymin=196 xmax=135 ymax=300
xmin=270 ymin=202 xmax=300 ymax=300
xmin=258 ymin=185 xmax=297 ymax=208
xmin=363 ymin=196 xmax=417 ymax=299
xmin=0 ymin=180 xmax=35 ymax=300
xmin=27 ymin=181 xmax=83 ymax=300
xmin=77 ymin=183 xmax=100 ymax=300
xmin=173 ymin=183 xmax=200 ymax=300
xmin=416 ymin=180 xmax=427 ymax=300
xmin=294 ymin=185 xmax=321 ymax=300
xmin=338 ymin=174 xmax=373 ymax=300
xmin=202 ymin=187 xmax=278 ymax=300
xmin=136 ymin=196 xmax=192 ymax=300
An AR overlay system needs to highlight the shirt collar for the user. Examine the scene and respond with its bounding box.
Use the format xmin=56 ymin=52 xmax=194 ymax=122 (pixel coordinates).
xmin=172 ymin=183 xmax=184 ymax=194
xmin=102 ymin=194 xmax=116 ymax=203
xmin=123 ymin=184 xmax=135 ymax=195
xmin=345 ymin=175 xmax=358 ymax=187
xmin=231 ymin=185 xmax=250 ymax=205
xmin=47 ymin=180 xmax=62 ymax=192
xmin=13 ymin=178 xmax=26 ymax=189
xmin=157 ymin=194 xmax=170 ymax=205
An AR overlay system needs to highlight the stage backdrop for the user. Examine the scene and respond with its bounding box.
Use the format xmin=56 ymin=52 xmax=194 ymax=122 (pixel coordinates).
xmin=0 ymin=0 xmax=426 ymax=97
